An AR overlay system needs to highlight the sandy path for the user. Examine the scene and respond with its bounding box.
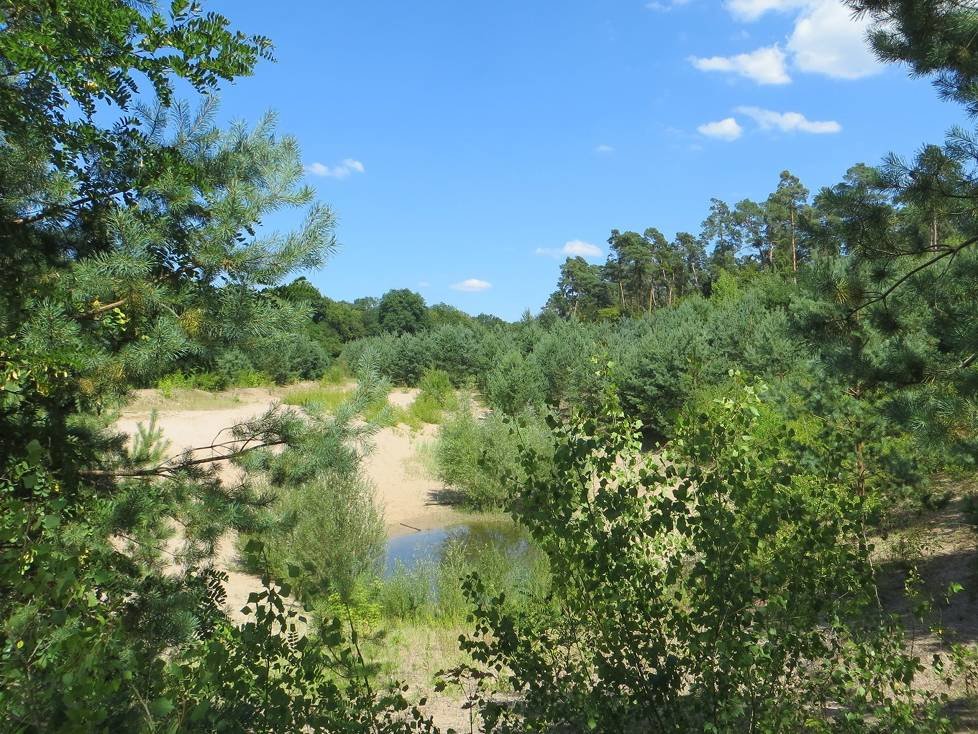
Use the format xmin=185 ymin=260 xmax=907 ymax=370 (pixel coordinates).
xmin=364 ymin=423 xmax=465 ymax=538
xmin=119 ymin=389 xmax=460 ymax=534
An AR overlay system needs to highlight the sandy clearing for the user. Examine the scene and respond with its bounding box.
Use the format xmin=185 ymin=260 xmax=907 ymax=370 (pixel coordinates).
xmin=117 ymin=388 xmax=480 ymax=727
xmin=116 ymin=388 xmax=463 ymax=615
xmin=118 ymin=388 xmax=460 ymax=534
xmin=364 ymin=422 xmax=466 ymax=538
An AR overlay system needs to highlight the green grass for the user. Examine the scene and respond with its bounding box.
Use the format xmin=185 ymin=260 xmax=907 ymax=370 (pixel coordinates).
xmin=282 ymin=384 xmax=356 ymax=411
xmin=339 ymin=514 xmax=550 ymax=693
xmin=126 ymin=389 xmax=246 ymax=412
xmin=374 ymin=517 xmax=550 ymax=627
xmin=320 ymin=362 xmax=352 ymax=385
xmin=284 ymin=367 xmax=465 ymax=431
xmin=156 ymin=369 xmax=273 ymax=396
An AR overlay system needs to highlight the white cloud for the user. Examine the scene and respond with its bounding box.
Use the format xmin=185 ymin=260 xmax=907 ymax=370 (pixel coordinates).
xmin=690 ymin=45 xmax=790 ymax=85
xmin=716 ymin=1 xmax=880 ymax=80
xmin=595 ymin=144 xmax=615 ymax=154
xmin=304 ymin=158 xmax=366 ymax=179
xmin=787 ymin=1 xmax=879 ymax=79
xmin=451 ymin=278 xmax=492 ymax=292
xmin=736 ymin=105 xmax=841 ymax=133
xmin=697 ymin=117 xmax=744 ymax=141
xmin=535 ymin=240 xmax=604 ymax=259
xmin=564 ymin=240 xmax=603 ymax=257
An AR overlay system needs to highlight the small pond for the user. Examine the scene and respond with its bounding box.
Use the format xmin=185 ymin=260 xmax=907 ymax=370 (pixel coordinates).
xmin=383 ymin=516 xmax=533 ymax=577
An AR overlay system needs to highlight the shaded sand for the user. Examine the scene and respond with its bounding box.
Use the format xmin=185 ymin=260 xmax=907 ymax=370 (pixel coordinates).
xmin=874 ymin=484 xmax=978 ymax=732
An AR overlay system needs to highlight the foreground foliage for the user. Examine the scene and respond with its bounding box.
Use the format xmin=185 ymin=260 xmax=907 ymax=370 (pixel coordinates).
xmin=449 ymin=385 xmax=951 ymax=732
xmin=0 ymin=1 xmax=436 ymax=730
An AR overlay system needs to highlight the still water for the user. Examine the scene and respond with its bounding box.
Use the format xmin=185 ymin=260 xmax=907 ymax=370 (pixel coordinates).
xmin=383 ymin=517 xmax=531 ymax=576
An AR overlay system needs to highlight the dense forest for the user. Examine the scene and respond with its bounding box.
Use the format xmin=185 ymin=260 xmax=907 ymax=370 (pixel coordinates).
xmin=1 ymin=0 xmax=977 ymax=732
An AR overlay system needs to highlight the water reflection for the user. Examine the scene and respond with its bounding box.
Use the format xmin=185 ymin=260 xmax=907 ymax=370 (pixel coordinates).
xmin=383 ymin=517 xmax=531 ymax=576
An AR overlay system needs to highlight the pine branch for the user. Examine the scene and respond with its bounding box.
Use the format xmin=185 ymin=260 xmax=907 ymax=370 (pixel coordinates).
xmin=82 ymin=298 xmax=130 ymax=319
xmin=11 ymin=188 xmax=130 ymax=225
xmin=81 ymin=438 xmax=287 ymax=478
xmin=848 ymin=234 xmax=978 ymax=317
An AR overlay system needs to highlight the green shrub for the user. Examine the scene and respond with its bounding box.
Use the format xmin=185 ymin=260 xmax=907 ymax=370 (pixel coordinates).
xmin=232 ymin=369 xmax=272 ymax=388
xmin=527 ymin=321 xmax=601 ymax=408
xmin=214 ymin=348 xmax=255 ymax=387
xmin=388 ymin=333 xmax=433 ymax=385
xmin=418 ymin=368 xmax=455 ymax=407
xmin=483 ymin=349 xmax=546 ymax=416
xmin=248 ymin=335 xmax=331 ymax=384
xmin=431 ymin=325 xmax=483 ymax=385
xmin=258 ymin=473 xmax=385 ymax=602
xmin=342 ymin=334 xmax=433 ymax=386
xmin=435 ymin=408 xmax=554 ymax=509
xmin=376 ymin=562 xmax=435 ymax=622
xmin=452 ymin=384 xmax=950 ymax=732
xmin=320 ymin=362 xmax=351 ymax=385
xmin=405 ymin=393 xmax=442 ymax=425
xmin=398 ymin=368 xmax=459 ymax=425
xmin=157 ymin=371 xmax=196 ymax=397
xmin=190 ymin=371 xmax=224 ymax=391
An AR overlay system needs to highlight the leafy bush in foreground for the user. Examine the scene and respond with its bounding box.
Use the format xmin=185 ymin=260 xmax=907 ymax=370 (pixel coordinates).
xmin=449 ymin=383 xmax=949 ymax=732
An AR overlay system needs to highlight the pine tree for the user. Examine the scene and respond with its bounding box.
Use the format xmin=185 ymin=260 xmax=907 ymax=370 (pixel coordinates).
xmin=0 ymin=2 xmax=435 ymax=729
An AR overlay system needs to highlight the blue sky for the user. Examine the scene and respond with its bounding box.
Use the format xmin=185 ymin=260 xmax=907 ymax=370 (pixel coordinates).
xmin=208 ymin=0 xmax=966 ymax=320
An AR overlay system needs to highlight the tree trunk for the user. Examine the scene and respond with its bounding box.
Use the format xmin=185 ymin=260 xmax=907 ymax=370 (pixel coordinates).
xmin=790 ymin=208 xmax=798 ymax=274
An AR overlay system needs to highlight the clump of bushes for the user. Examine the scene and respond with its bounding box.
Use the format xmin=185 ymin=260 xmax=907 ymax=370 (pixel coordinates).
xmin=435 ymin=408 xmax=554 ymax=509
xmin=341 ymin=333 xmax=435 ymax=387
xmin=155 ymin=339 xmax=335 ymax=395
xmin=260 ymin=474 xmax=386 ymax=601
xmin=483 ymin=350 xmax=546 ymax=415
xmin=244 ymin=334 xmax=331 ymax=385
xmin=430 ymin=325 xmax=484 ymax=385
xmin=405 ymin=368 xmax=458 ymax=424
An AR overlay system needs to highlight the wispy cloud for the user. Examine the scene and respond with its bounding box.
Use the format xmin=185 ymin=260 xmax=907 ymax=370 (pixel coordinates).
xmin=594 ymin=144 xmax=615 ymax=154
xmin=451 ymin=278 xmax=492 ymax=292
xmin=736 ymin=106 xmax=841 ymax=133
xmin=690 ymin=45 xmax=790 ymax=85
xmin=646 ymin=0 xmax=691 ymax=11
xmin=535 ymin=240 xmax=604 ymax=259
xmin=304 ymin=158 xmax=366 ymax=179
xmin=724 ymin=0 xmax=808 ymax=22
xmin=697 ymin=117 xmax=743 ymax=141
